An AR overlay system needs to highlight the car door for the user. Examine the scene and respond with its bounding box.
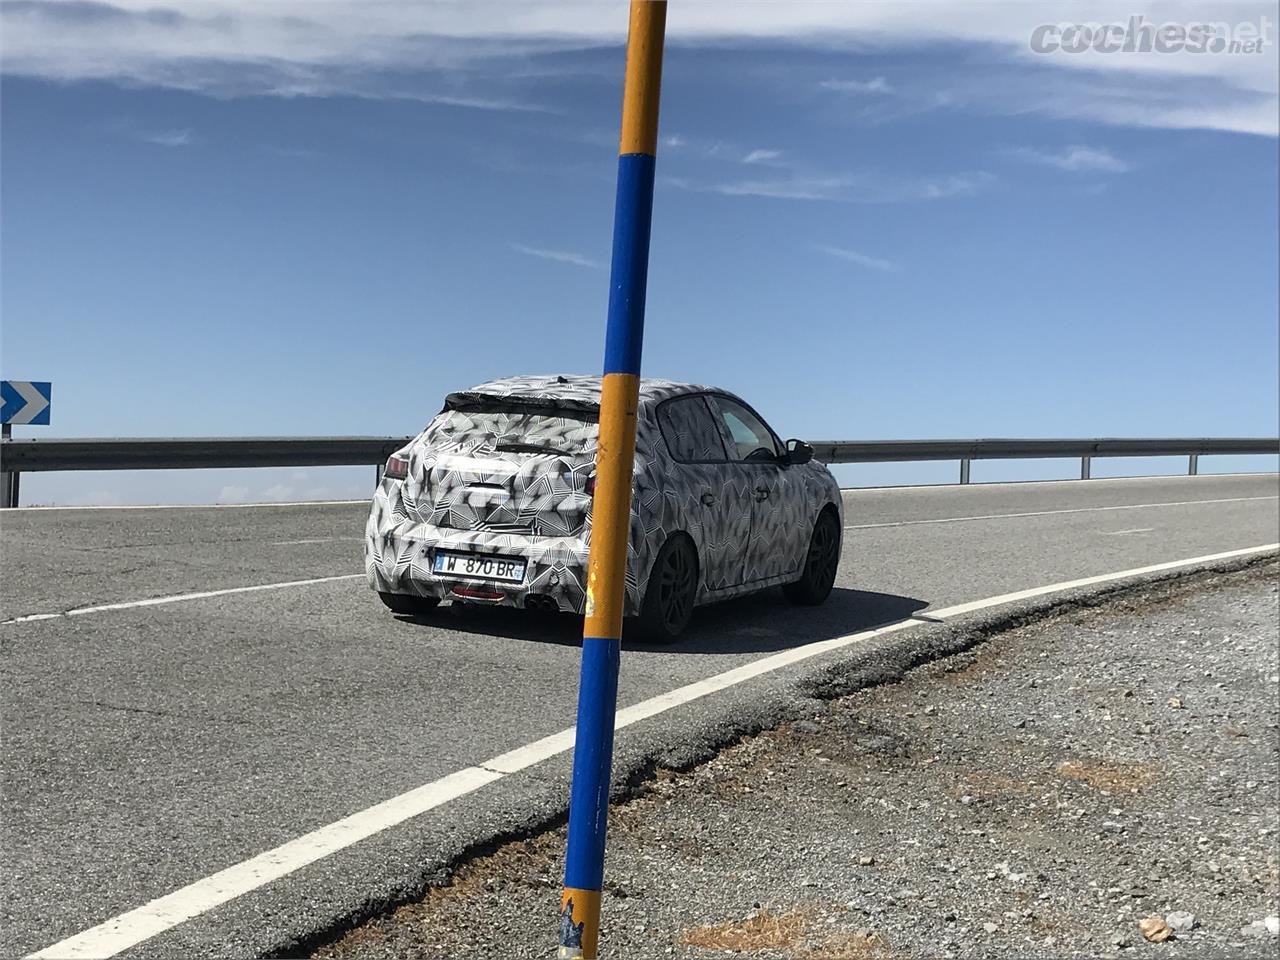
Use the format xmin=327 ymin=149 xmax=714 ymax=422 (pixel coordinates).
xmin=707 ymin=394 xmax=806 ymax=584
xmin=654 ymin=394 xmax=749 ymax=593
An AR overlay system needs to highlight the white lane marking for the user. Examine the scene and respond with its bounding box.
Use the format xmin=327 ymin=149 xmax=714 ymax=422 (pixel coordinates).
xmin=270 ymin=537 xmax=363 ymax=546
xmin=1100 ymin=528 xmax=1154 ymax=536
xmin=845 ymin=495 xmax=1278 ymax=530
xmin=11 ymin=500 xmax=370 ymax=512
xmin=1 ymin=575 xmax=364 ymax=625
xmin=923 ymin=544 xmax=1275 ymax=618
xmin=26 ymin=767 xmax=502 ymax=960
xmin=28 ymin=542 xmax=1278 ymax=960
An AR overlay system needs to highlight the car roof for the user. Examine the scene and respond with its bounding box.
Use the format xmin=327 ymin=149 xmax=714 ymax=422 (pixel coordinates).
xmin=446 ymin=374 xmax=723 ymax=412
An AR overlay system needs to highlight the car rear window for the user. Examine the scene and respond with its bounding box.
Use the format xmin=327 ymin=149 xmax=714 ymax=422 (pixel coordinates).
xmin=424 ymin=405 xmax=599 ymax=455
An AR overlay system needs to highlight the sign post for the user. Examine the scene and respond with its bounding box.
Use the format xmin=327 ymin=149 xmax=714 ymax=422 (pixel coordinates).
xmin=1 ymin=380 xmax=53 ymax=507
xmin=558 ymin=3 xmax=666 ymax=958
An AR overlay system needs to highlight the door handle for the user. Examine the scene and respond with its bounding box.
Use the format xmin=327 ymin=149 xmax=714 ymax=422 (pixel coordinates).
xmin=754 ymin=488 xmax=770 ymax=502
xmin=700 ymin=492 xmax=717 ymax=506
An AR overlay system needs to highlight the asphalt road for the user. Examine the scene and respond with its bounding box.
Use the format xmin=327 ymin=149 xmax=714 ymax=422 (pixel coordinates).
xmin=2 ymin=474 xmax=1277 ymax=959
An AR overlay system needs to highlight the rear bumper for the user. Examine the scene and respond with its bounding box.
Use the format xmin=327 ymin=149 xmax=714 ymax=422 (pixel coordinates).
xmin=366 ymin=482 xmax=593 ymax=613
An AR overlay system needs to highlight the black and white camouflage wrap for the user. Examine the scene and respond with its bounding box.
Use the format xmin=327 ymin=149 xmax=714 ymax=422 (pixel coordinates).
xmin=365 ymin=375 xmax=842 ymax=615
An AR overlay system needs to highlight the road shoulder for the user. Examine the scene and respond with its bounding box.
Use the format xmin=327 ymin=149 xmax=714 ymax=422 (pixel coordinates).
xmin=314 ymin=560 xmax=1280 ymax=960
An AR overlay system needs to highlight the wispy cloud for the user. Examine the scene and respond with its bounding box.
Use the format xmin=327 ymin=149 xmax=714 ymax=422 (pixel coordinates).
xmin=645 ymin=135 xmax=790 ymax=168
xmin=510 ymin=243 xmax=603 ymax=270
xmin=672 ymin=170 xmax=993 ymax=204
xmin=913 ymin=172 xmax=995 ymax=199
xmin=819 ymin=245 xmax=901 ymax=272
xmin=0 ymin=1 xmax=1272 ymax=136
xmin=704 ymin=176 xmax=853 ymax=201
xmin=139 ymin=128 xmax=194 ymax=147
xmin=816 ymin=245 xmax=899 ymax=272
xmin=379 ymin=90 xmax=555 ymax=113
xmin=819 ymin=77 xmax=894 ymax=95
xmin=217 ymin=473 xmax=354 ymax=504
xmin=1007 ymin=145 xmax=1132 ymax=173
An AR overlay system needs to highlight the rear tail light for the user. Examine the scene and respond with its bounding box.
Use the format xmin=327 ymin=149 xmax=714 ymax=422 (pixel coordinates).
xmin=451 ymin=586 xmax=505 ymax=601
xmin=384 ymin=454 xmax=409 ymax=481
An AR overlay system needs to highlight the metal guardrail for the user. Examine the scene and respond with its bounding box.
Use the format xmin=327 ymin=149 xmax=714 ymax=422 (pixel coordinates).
xmin=809 ymin=438 xmax=1280 ymax=484
xmin=0 ymin=437 xmax=413 ymax=508
xmin=2 ymin=436 xmax=1277 ymax=507
xmin=0 ymin=437 xmax=412 ymax=472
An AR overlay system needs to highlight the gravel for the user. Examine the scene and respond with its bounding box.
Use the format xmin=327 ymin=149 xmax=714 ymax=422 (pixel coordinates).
xmin=313 ymin=562 xmax=1279 ymax=960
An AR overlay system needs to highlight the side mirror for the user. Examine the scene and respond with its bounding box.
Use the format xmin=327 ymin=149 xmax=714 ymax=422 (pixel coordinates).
xmin=785 ymin=439 xmax=813 ymax=465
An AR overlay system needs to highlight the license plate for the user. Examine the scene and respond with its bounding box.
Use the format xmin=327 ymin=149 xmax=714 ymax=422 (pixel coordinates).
xmin=432 ymin=550 xmax=526 ymax=584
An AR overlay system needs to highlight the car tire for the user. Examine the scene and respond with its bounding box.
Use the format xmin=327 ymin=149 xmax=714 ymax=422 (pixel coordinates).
xmin=629 ymin=534 xmax=698 ymax=644
xmin=783 ymin=508 xmax=840 ymax=606
xmin=378 ymin=591 xmax=440 ymax=615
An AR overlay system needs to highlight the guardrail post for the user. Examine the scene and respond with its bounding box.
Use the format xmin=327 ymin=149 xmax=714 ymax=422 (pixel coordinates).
xmin=959 ymin=458 xmax=971 ymax=484
xmin=1 ymin=423 xmax=16 ymax=508
xmin=1188 ymin=454 xmax=1199 ymax=476
xmin=1080 ymin=456 xmax=1091 ymax=480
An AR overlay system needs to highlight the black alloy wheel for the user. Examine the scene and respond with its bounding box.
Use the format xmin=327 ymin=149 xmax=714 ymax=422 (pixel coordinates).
xmin=784 ymin=508 xmax=840 ymax=605
xmin=631 ymin=535 xmax=698 ymax=643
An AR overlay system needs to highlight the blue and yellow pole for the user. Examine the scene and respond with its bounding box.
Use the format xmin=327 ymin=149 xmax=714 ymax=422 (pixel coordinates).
xmin=558 ymin=2 xmax=666 ymax=958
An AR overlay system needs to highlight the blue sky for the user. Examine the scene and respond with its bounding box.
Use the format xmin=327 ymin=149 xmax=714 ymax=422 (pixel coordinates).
xmin=1 ymin=1 xmax=1277 ymax=504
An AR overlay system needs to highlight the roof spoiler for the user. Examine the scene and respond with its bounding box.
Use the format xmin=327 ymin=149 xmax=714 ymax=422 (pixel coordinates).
xmin=442 ymin=391 xmax=601 ymax=419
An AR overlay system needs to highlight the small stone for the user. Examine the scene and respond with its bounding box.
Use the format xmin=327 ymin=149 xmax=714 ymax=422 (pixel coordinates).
xmin=982 ymin=922 xmax=999 ymax=934
xmin=858 ymin=855 xmax=875 ymax=866
xmin=792 ymin=720 xmax=822 ymax=735
xmin=1241 ymin=921 xmax=1270 ymax=939
xmin=1166 ymin=911 xmax=1196 ymax=933
xmin=1102 ymin=820 xmax=1125 ymax=833
xmin=1167 ymin=697 xmax=1184 ymax=709
xmin=1139 ymin=916 xmax=1172 ymax=943
xmin=1111 ymin=934 xmax=1130 ymax=948
xmin=1265 ymin=916 xmax=1280 ymax=937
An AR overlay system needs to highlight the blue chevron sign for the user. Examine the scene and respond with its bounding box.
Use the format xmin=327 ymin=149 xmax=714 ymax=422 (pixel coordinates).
xmin=1 ymin=380 xmax=52 ymax=425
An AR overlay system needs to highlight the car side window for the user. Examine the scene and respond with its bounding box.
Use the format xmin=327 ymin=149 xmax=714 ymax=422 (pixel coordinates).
xmin=657 ymin=396 xmax=728 ymax=463
xmin=710 ymin=396 xmax=782 ymax=463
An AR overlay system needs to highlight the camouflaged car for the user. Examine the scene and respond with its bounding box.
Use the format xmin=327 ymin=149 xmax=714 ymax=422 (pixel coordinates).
xmin=366 ymin=374 xmax=842 ymax=642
